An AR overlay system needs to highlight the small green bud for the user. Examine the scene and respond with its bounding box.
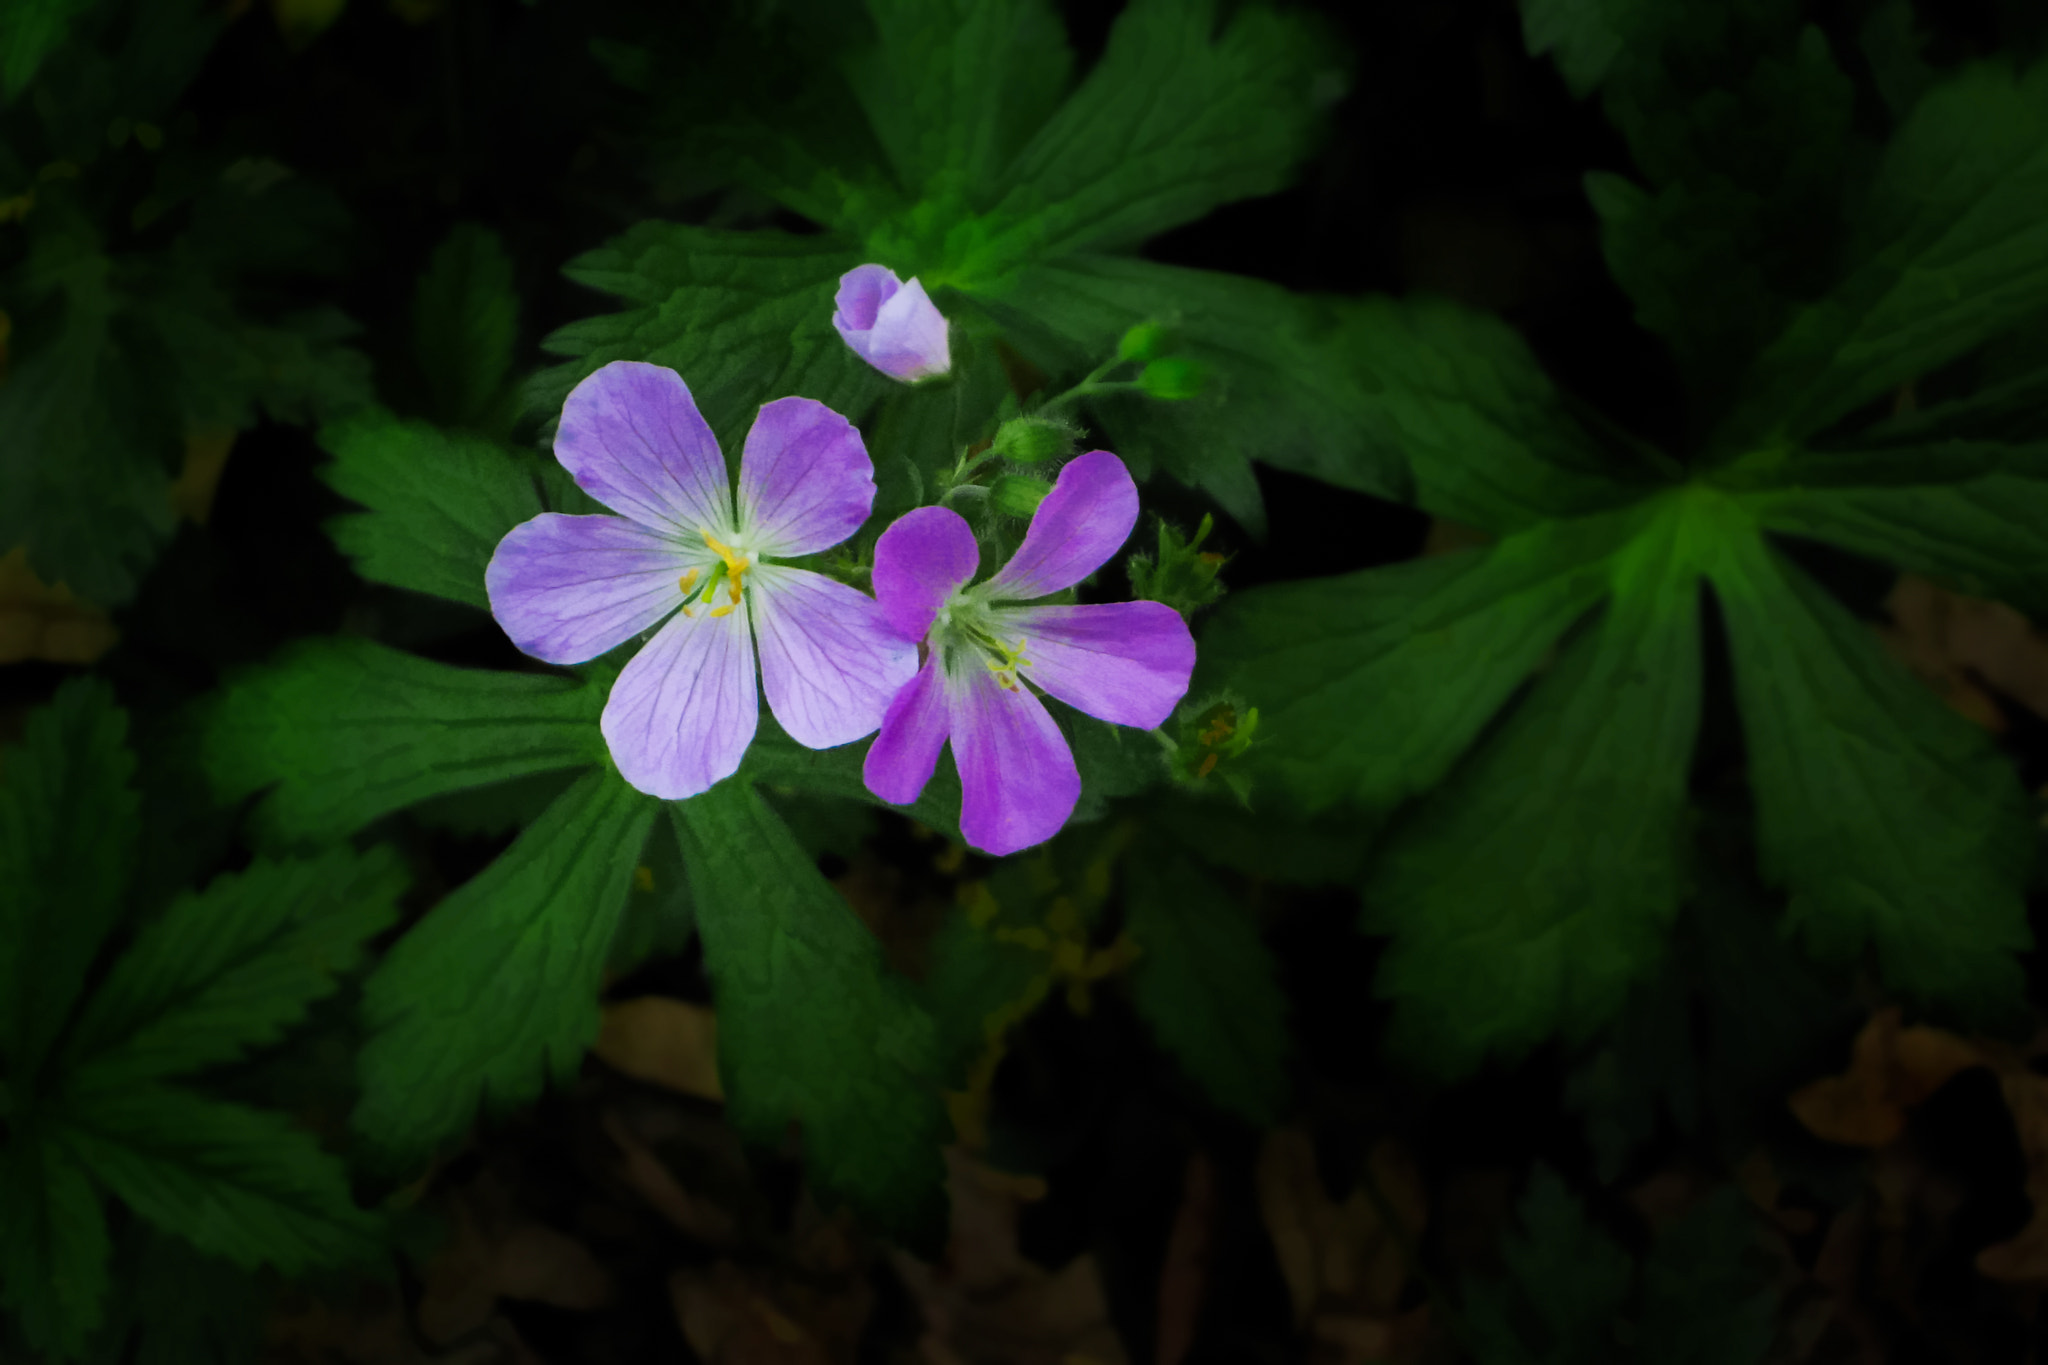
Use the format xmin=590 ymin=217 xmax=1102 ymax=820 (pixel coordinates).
xmin=989 ymin=415 xmax=1075 ymax=464
xmin=1136 ymin=356 xmax=1208 ymax=400
xmin=1165 ymin=695 xmax=1260 ymax=804
xmin=990 ymin=474 xmax=1054 ymax=518
xmin=1127 ymin=514 xmax=1228 ymax=616
xmin=1117 ymin=320 xmax=1174 ymax=364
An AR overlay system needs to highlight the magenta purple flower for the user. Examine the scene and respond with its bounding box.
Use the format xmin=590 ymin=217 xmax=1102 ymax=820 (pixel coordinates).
xmin=833 ymin=264 xmax=951 ymax=382
xmin=862 ymin=451 xmax=1197 ymax=856
xmin=485 ymin=361 xmax=916 ymax=799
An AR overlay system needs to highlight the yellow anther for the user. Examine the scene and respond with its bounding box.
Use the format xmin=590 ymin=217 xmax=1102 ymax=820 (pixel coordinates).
xmin=677 ymin=566 xmax=700 ymax=594
xmin=709 ymin=603 xmax=737 ymax=618
xmin=701 ymin=530 xmax=752 ymax=606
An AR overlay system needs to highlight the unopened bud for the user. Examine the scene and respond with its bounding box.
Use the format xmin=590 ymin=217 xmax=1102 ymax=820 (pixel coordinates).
xmin=989 ymin=416 xmax=1074 ymax=464
xmin=1136 ymin=357 xmax=1207 ymax=400
xmin=1117 ymin=321 xmax=1174 ymax=365
xmin=991 ymin=474 xmax=1053 ymax=518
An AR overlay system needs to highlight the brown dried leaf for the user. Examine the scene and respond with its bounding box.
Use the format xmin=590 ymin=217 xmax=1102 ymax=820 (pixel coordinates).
xmin=593 ymin=996 xmax=725 ymax=1102
xmin=415 ymin=1173 xmax=612 ymax=1345
xmin=1788 ymin=1007 xmax=1983 ymax=1147
xmin=1879 ymin=573 xmax=2048 ymax=732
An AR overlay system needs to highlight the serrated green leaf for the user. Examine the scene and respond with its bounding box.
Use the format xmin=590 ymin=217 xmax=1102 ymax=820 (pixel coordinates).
xmin=1636 ymin=1190 xmax=1775 ymax=1365
xmin=62 ymin=846 xmax=406 ymax=1082
xmin=414 ymin=223 xmax=520 ymax=433
xmin=922 ymin=899 xmax=1048 ymax=1084
xmin=1462 ymin=1168 xmax=1634 ymax=1365
xmin=1366 ymin=506 xmax=1704 ymax=1077
xmin=0 ymin=1128 xmax=110 ymax=1361
xmin=672 ymin=782 xmax=946 ymax=1239
xmin=319 ymin=412 xmax=550 ymax=609
xmin=1721 ymin=59 xmax=2048 ymax=448
xmin=54 ymin=1081 xmax=382 ymax=1274
xmin=849 ymin=0 xmax=1071 ymax=208
xmin=1125 ymin=840 xmax=1287 ymax=1122
xmin=949 ymin=0 xmax=1335 ymax=279
xmin=1735 ymin=438 xmax=2048 ymax=615
xmin=529 ymin=226 xmax=886 ymax=451
xmin=354 ymin=768 xmax=653 ymax=1162
xmin=1519 ymin=0 xmax=1640 ymax=98
xmin=1586 ymin=15 xmax=1855 ymax=417
xmin=1199 ymin=508 xmax=1644 ymax=816
xmin=741 ymin=716 xmax=964 ymax=837
xmin=201 ymin=636 xmax=603 ymax=846
xmin=0 ymin=678 xmax=137 ymax=1081
xmin=1708 ymin=531 xmax=2032 ymax=1017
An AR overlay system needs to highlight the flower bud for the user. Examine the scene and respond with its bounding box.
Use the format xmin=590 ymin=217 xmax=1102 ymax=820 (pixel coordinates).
xmin=988 ymin=415 xmax=1074 ymax=464
xmin=832 ymin=263 xmax=951 ymax=382
xmin=1136 ymin=356 xmax=1207 ymax=400
xmin=1166 ymin=695 xmax=1260 ymax=804
xmin=1116 ymin=320 xmax=1174 ymax=364
xmin=990 ymin=474 xmax=1053 ymax=518
xmin=1127 ymin=514 xmax=1227 ymax=616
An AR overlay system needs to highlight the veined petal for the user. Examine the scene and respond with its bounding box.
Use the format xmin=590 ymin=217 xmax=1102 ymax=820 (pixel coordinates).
xmin=983 ymin=450 xmax=1139 ymax=602
xmin=737 ymin=397 xmax=876 ymax=557
xmin=486 ymin=513 xmax=696 ymax=665
xmin=862 ymin=655 xmax=950 ymax=806
xmin=863 ymin=278 xmax=950 ymax=381
xmin=601 ymin=602 xmax=757 ymax=800
xmin=872 ymin=505 xmax=979 ymax=642
xmin=554 ymin=361 xmax=733 ymax=536
xmin=832 ymin=263 xmax=901 ymax=334
xmin=751 ymin=565 xmax=918 ymax=749
xmin=1003 ymin=601 xmax=1195 ymax=730
xmin=949 ymin=665 xmax=1079 ymax=857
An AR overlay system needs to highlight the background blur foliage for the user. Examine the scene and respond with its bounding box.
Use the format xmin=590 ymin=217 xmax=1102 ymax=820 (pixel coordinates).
xmin=5 ymin=0 xmax=2048 ymax=1360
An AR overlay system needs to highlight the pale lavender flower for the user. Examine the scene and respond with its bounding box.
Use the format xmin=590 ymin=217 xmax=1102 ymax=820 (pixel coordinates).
xmin=832 ymin=263 xmax=950 ymax=382
xmin=486 ymin=361 xmax=916 ymax=799
xmin=862 ymin=451 xmax=1196 ymax=855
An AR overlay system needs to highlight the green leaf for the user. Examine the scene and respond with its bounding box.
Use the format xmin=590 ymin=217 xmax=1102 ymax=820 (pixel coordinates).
xmin=1735 ymin=439 xmax=2048 ymax=615
xmin=672 ymin=783 xmax=946 ymax=1239
xmin=922 ymin=895 xmax=1049 ymax=1084
xmin=529 ymin=225 xmax=886 ymax=450
xmin=0 ymin=678 xmax=138 ymax=1080
xmin=848 ymin=0 xmax=1072 ymax=208
xmin=1635 ymin=1190 xmax=1775 ymax=1365
xmin=1365 ymin=503 xmax=1704 ymax=1077
xmin=201 ymin=636 xmax=603 ymax=846
xmin=1518 ymin=0 xmax=1641 ymax=98
xmin=949 ymin=0 xmax=1337 ymax=279
xmin=354 ymin=768 xmax=654 ymax=1163
xmin=1585 ymin=16 xmax=1856 ymax=417
xmin=1124 ymin=839 xmax=1287 ymax=1123
xmin=0 ymin=1128 xmax=110 ymax=1361
xmin=54 ymin=1081 xmax=382 ymax=1274
xmin=413 ymin=223 xmax=520 ymax=433
xmin=1462 ymin=1168 xmax=1635 ymax=1365
xmin=1199 ymin=507 xmax=1645 ymax=816
xmin=1721 ymin=59 xmax=2048 ymax=448
xmin=319 ymin=412 xmax=551 ymax=609
xmin=0 ymin=235 xmax=176 ymax=605
xmin=62 ymin=847 xmax=406 ymax=1082
xmin=0 ymin=0 xmax=97 ymax=102
xmin=1708 ymin=531 xmax=2032 ymax=1017
xmin=741 ymin=717 xmax=964 ymax=837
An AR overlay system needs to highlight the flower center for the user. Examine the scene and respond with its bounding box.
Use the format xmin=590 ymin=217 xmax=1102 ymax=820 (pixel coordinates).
xmin=678 ymin=530 xmax=755 ymax=619
xmin=932 ymin=593 xmax=1033 ymax=692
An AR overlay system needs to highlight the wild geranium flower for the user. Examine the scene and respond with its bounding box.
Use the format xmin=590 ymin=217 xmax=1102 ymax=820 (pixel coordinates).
xmin=832 ymin=264 xmax=950 ymax=382
xmin=486 ymin=361 xmax=916 ymax=799
xmin=862 ymin=451 xmax=1196 ymax=855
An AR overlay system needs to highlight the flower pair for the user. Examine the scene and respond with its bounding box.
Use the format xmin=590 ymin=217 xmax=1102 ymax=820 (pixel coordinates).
xmin=488 ymin=358 xmax=1190 ymax=854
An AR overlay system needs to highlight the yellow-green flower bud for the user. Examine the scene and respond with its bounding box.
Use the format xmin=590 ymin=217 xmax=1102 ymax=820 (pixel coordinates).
xmin=1137 ymin=357 xmax=1208 ymax=400
xmin=990 ymin=474 xmax=1054 ymax=518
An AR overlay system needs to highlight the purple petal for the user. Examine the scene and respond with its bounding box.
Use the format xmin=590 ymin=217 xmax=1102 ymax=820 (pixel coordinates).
xmin=485 ymin=513 xmax=696 ymax=665
xmin=949 ymin=666 xmax=1080 ymax=857
xmin=864 ymin=278 xmax=951 ymax=381
xmin=983 ymin=450 xmax=1139 ymax=602
xmin=872 ymin=505 xmax=980 ymax=642
xmin=600 ymin=602 xmax=757 ymax=800
xmin=833 ymin=265 xmax=950 ymax=382
xmin=554 ymin=361 xmax=733 ymax=535
xmin=751 ymin=566 xmax=918 ymax=748
xmin=862 ymin=655 xmax=950 ymax=806
xmin=832 ymin=263 xmax=901 ymax=333
xmin=737 ymin=397 xmax=876 ymax=557
xmin=1002 ymin=602 xmax=1195 ymax=730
